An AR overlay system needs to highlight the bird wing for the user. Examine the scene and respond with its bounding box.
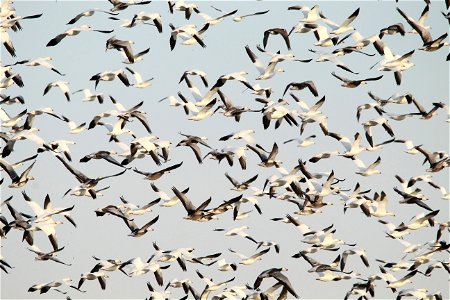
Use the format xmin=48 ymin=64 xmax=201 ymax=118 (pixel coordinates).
xmin=172 ymin=186 xmax=196 ymax=213
xmin=56 ymin=155 xmax=90 ymax=183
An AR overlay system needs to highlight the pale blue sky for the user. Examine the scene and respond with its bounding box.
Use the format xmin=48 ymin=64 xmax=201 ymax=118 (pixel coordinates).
xmin=1 ymin=1 xmax=449 ymax=299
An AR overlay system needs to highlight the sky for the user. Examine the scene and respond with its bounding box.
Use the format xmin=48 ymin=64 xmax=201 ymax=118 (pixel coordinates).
xmin=1 ymin=1 xmax=449 ymax=299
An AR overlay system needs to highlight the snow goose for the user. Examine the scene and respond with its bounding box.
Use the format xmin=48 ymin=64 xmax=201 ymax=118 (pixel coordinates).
xmin=233 ymin=10 xmax=269 ymax=22
xmin=28 ymin=278 xmax=76 ymax=294
xmin=304 ymin=23 xmax=339 ymax=47
xmin=198 ymin=9 xmax=237 ymax=26
xmin=0 ymin=72 xmax=23 ymax=89
xmin=320 ymin=8 xmax=360 ymax=35
xmin=27 ymin=245 xmax=71 ymax=266
xmin=0 ymin=157 xmax=36 ymax=188
xmin=72 ymin=88 xmax=104 ymax=103
xmin=80 ymin=150 xmax=123 ymax=168
xmin=214 ymin=226 xmax=258 ymax=243
xmin=0 ymin=28 xmax=15 ymax=57
xmin=0 ymin=13 xmax=42 ymax=30
xmin=331 ymin=72 xmax=383 ymax=88
xmin=105 ymin=36 xmax=136 ymax=63
xmin=229 ymin=248 xmax=269 ymax=265
xmin=284 ymin=135 xmax=316 ymax=147
xmin=397 ymin=7 xmax=449 ymax=52
xmin=179 ymin=69 xmax=208 ymax=87
xmin=43 ymin=81 xmax=70 ymax=101
xmin=263 ymin=28 xmax=292 ymax=50
xmin=283 ymin=81 xmax=318 ymax=97
xmin=0 ymin=94 xmax=25 ymax=105
xmin=171 ymin=186 xmax=214 ymax=221
xmin=169 ymin=23 xmax=209 ymax=50
xmin=220 ymin=129 xmax=255 ymax=144
xmin=247 ymin=143 xmax=281 ymax=168
xmin=130 ymin=12 xmax=162 ymax=32
xmin=124 ymin=215 xmax=160 ymax=237
xmin=0 ymin=107 xmax=26 ymax=127
xmin=353 ymin=156 xmax=382 ymax=176
xmin=245 ymin=45 xmax=286 ymax=80
xmin=224 ymin=173 xmax=258 ymax=191
xmin=379 ymin=23 xmax=405 ymax=38
xmin=78 ymin=271 xmax=108 ymax=290
xmin=176 ymin=133 xmax=211 ymax=163
xmin=56 ymin=155 xmax=126 ymax=198
xmin=340 ymin=249 xmax=369 ymax=271
xmin=309 ymin=49 xmax=358 ymax=73
xmin=89 ymin=69 xmax=130 ymax=89
xmin=365 ymin=191 xmax=395 ymax=218
xmin=108 ymin=0 xmax=152 ymax=12
xmin=117 ymin=196 xmax=161 ymax=216
xmin=24 ymin=57 xmax=65 ymax=76
xmin=133 ymin=162 xmax=183 ymax=181
xmin=288 ymin=5 xmax=321 ymax=23
xmin=216 ymin=259 xmax=237 ymax=272
xmin=361 ymin=117 xmax=395 ymax=147
xmin=254 ymin=268 xmax=298 ymax=299
xmin=168 ymin=1 xmax=200 ymax=20
xmin=125 ymin=67 xmax=153 ymax=88
xmin=66 ymin=8 xmax=118 ymax=25
xmin=46 ymin=25 xmax=113 ymax=47
xmin=146 ymin=282 xmax=171 ymax=299
xmin=188 ymin=98 xmax=217 ymax=121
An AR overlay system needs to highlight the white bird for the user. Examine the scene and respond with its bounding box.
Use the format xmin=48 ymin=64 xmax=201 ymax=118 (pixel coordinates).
xmin=72 ymin=88 xmax=104 ymax=103
xmin=46 ymin=25 xmax=113 ymax=47
xmin=320 ymin=8 xmax=360 ymax=35
xmin=229 ymin=248 xmax=270 ymax=265
xmin=43 ymin=81 xmax=70 ymax=101
xmin=220 ymin=129 xmax=256 ymax=144
xmin=125 ymin=67 xmax=153 ymax=88
xmin=354 ymin=156 xmax=382 ymax=176
xmin=24 ymin=57 xmax=65 ymax=76
xmin=130 ymin=12 xmax=162 ymax=32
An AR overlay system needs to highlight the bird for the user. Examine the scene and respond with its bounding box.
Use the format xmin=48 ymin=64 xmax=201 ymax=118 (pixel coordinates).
xmin=130 ymin=12 xmax=162 ymax=32
xmin=233 ymin=10 xmax=269 ymax=22
xmin=106 ymin=36 xmax=136 ymax=63
xmin=0 ymin=157 xmax=36 ymax=188
xmin=224 ymin=173 xmax=258 ymax=191
xmin=72 ymin=89 xmax=104 ymax=103
xmin=171 ymin=186 xmax=213 ymax=221
xmin=283 ymin=81 xmax=318 ymax=97
xmin=133 ymin=162 xmax=183 ymax=181
xmin=124 ymin=215 xmax=160 ymax=237
xmin=89 ymin=69 xmax=130 ymax=89
xmin=108 ymin=0 xmax=152 ymax=12
xmin=331 ymin=72 xmax=383 ymax=88
xmin=27 ymin=245 xmax=71 ymax=266
xmin=353 ymin=156 xmax=382 ymax=176
xmin=219 ymin=129 xmax=256 ymax=143
xmin=229 ymin=248 xmax=270 ymax=265
xmin=169 ymin=23 xmax=209 ymax=50
xmin=247 ymin=143 xmax=281 ymax=168
xmin=55 ymin=155 xmax=126 ymax=199
xmin=125 ymin=67 xmax=153 ymax=88
xmin=46 ymin=25 xmax=113 ymax=47
xmin=254 ymin=268 xmax=299 ymax=299
xmin=320 ymin=7 xmax=360 ymax=35
xmin=24 ymin=57 xmax=65 ymax=76
xmin=263 ymin=28 xmax=292 ymax=50
xmin=198 ymin=9 xmax=237 ymax=26
xmin=65 ymin=8 xmax=119 ymax=25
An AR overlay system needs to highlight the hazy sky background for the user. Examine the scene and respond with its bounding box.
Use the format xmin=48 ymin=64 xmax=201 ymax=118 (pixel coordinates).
xmin=1 ymin=1 xmax=449 ymax=299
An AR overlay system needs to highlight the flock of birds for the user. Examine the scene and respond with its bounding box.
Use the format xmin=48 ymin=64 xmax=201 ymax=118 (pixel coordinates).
xmin=1 ymin=0 xmax=449 ymax=299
